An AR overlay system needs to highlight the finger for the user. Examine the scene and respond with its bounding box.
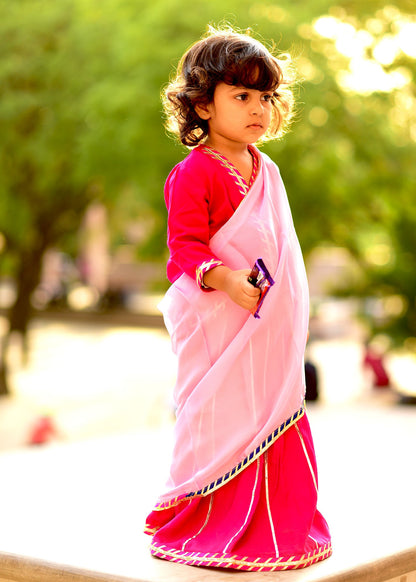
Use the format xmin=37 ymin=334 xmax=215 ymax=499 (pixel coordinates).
xmin=243 ymin=282 xmax=260 ymax=297
xmin=244 ymin=291 xmax=260 ymax=308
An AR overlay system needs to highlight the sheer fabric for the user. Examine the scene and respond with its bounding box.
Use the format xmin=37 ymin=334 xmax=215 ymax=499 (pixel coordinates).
xmin=145 ymin=150 xmax=332 ymax=570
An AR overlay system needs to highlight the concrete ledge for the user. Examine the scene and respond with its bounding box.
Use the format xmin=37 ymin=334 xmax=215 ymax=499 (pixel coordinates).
xmin=0 ymin=547 xmax=415 ymax=582
xmin=0 ymin=552 xmax=137 ymax=582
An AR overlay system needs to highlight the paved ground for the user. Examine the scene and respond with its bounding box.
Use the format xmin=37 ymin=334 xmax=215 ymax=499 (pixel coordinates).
xmin=0 ymin=316 xmax=415 ymax=581
xmin=0 ymin=319 xmax=175 ymax=450
xmin=0 ymin=314 xmax=411 ymax=451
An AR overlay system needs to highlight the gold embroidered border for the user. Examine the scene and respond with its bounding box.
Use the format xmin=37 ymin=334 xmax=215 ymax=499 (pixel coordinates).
xmin=182 ymin=494 xmax=213 ymax=551
xmin=196 ymin=259 xmax=224 ymax=289
xmin=223 ymin=458 xmax=261 ymax=553
xmin=264 ymin=449 xmax=279 ymax=556
xmin=153 ymin=406 xmax=305 ymax=511
xmin=250 ymin=148 xmax=259 ymax=188
xmin=150 ymin=541 xmax=332 ymax=571
xmin=201 ymin=145 xmax=260 ymax=192
xmin=295 ymin=422 xmax=318 ymax=494
xmin=201 ymin=146 xmax=249 ymax=196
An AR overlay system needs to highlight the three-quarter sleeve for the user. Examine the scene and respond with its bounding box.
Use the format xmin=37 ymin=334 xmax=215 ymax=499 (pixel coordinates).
xmin=165 ymin=162 xmax=224 ymax=289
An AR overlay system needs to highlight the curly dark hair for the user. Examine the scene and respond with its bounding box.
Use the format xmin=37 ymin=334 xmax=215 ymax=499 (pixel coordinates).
xmin=162 ymin=26 xmax=296 ymax=147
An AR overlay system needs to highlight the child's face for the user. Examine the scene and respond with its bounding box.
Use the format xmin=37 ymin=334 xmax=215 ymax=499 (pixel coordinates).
xmin=197 ymin=82 xmax=273 ymax=151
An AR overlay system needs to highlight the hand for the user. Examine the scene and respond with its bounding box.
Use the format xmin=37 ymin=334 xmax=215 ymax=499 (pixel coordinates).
xmin=223 ymin=269 xmax=261 ymax=310
xmin=203 ymin=266 xmax=260 ymax=311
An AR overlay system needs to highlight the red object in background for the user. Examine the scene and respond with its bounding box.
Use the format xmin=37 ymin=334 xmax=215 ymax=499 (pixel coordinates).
xmin=363 ymin=348 xmax=390 ymax=387
xmin=28 ymin=415 xmax=58 ymax=445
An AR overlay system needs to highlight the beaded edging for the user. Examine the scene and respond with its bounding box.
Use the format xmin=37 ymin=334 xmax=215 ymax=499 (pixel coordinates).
xmin=196 ymin=259 xmax=224 ymax=289
xmin=200 ymin=145 xmax=259 ymax=197
xmin=150 ymin=541 xmax=332 ymax=571
xmin=153 ymin=406 xmax=304 ymax=511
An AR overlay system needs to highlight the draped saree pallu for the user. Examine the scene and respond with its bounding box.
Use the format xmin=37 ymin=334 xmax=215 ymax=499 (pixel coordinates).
xmin=145 ymin=152 xmax=332 ymax=571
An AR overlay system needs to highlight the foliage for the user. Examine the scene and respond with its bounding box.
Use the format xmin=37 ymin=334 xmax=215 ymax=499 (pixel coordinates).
xmin=0 ymin=0 xmax=415 ymax=353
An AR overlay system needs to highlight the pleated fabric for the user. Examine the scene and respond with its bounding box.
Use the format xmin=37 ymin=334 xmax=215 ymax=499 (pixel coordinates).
xmin=145 ymin=413 xmax=331 ymax=571
xmin=145 ymin=150 xmax=332 ymax=570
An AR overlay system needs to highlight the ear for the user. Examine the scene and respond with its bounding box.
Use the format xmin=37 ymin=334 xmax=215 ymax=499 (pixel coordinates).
xmin=195 ymin=102 xmax=211 ymax=120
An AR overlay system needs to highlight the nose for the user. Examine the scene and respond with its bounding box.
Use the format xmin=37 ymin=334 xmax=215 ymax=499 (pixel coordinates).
xmin=251 ymin=97 xmax=264 ymax=115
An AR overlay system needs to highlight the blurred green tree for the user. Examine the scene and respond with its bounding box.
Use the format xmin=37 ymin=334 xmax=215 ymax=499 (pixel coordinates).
xmin=109 ymin=0 xmax=416 ymax=342
xmin=275 ymin=3 xmax=416 ymax=342
xmin=0 ymin=1 xmax=93 ymax=393
xmin=0 ymin=0 xmax=138 ymax=393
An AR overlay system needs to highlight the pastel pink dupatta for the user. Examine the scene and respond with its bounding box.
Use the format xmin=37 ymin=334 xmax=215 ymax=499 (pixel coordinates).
xmin=158 ymin=152 xmax=309 ymax=506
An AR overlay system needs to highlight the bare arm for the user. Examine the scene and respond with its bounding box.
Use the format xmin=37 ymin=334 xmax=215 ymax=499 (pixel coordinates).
xmin=203 ymin=266 xmax=260 ymax=311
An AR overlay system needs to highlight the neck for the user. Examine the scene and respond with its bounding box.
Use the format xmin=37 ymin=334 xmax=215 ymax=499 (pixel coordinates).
xmin=204 ymin=137 xmax=251 ymax=160
xmin=204 ymin=142 xmax=255 ymax=185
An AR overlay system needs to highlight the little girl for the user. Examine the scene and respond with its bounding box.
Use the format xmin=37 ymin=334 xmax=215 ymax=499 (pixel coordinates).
xmin=144 ymin=26 xmax=332 ymax=571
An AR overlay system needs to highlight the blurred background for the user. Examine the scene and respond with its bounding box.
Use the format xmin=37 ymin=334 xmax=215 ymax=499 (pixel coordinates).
xmin=0 ymin=0 xmax=415 ymax=449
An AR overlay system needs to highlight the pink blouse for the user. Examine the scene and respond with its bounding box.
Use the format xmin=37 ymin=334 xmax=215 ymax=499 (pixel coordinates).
xmin=165 ymin=145 xmax=260 ymax=288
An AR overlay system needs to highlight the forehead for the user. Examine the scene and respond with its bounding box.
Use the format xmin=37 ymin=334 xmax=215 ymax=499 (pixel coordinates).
xmin=213 ymin=82 xmax=268 ymax=96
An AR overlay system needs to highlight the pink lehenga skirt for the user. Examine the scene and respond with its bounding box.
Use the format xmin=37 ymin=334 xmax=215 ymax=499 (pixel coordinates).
xmin=145 ymin=413 xmax=332 ymax=571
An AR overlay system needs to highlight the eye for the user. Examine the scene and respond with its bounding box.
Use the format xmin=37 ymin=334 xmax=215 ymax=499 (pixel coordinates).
xmin=261 ymin=93 xmax=273 ymax=102
xmin=235 ymin=93 xmax=249 ymax=101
